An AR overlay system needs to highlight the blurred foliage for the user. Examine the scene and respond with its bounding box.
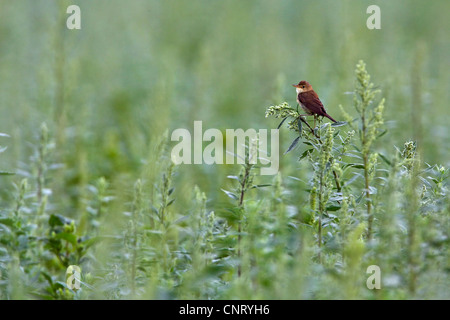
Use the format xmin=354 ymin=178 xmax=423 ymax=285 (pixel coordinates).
xmin=0 ymin=0 xmax=449 ymax=299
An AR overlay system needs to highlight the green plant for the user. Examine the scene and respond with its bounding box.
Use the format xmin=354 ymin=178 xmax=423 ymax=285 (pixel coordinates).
xmin=221 ymin=138 xmax=259 ymax=277
xmin=0 ymin=0 xmax=449 ymax=300
xmin=340 ymin=60 xmax=385 ymax=240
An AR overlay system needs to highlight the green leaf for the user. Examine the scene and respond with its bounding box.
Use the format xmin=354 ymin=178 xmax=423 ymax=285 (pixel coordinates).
xmin=79 ymin=236 xmax=100 ymax=249
xmin=344 ymin=163 xmax=365 ymax=169
xmin=48 ymin=214 xmax=72 ymax=227
xmin=41 ymin=271 xmax=54 ymax=287
xmin=284 ymin=136 xmax=300 ymax=154
xmin=343 ymin=152 xmax=362 ymax=160
xmin=277 ymin=117 xmax=288 ymax=129
xmin=377 ymin=129 xmax=388 ymax=138
xmin=378 ymin=153 xmax=391 ymax=166
xmin=54 ymin=232 xmax=78 ymax=245
xmin=221 ymin=189 xmax=238 ymax=201
xmin=326 ymin=205 xmax=341 ymax=211
xmin=0 ymin=218 xmax=15 ymax=228
xmin=355 ymin=192 xmax=365 ymax=204
xmin=343 ymin=173 xmax=363 ymax=187
xmin=250 ymin=184 xmax=272 ymax=189
xmin=418 ymin=176 xmax=432 ymax=188
xmin=0 ymin=171 xmax=15 ymax=176
xmin=333 ymin=130 xmax=341 ymax=138
xmin=299 ymin=149 xmax=313 ymax=160
xmin=331 ymin=121 xmax=347 ymax=127
xmin=297 ymin=118 xmax=302 ymax=132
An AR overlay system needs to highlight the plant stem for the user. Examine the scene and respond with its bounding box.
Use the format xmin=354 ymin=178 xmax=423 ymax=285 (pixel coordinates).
xmin=237 ymin=165 xmax=250 ymax=277
xmin=302 ymin=117 xmax=341 ymax=195
xmin=318 ymin=171 xmax=324 ymax=261
xmin=363 ymin=153 xmax=373 ymax=240
xmin=332 ymin=170 xmax=342 ymax=195
xmin=360 ymin=103 xmax=373 ymax=240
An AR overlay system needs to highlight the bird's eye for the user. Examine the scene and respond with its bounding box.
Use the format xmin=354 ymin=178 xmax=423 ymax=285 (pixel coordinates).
xmin=302 ymin=86 xmax=305 ymax=88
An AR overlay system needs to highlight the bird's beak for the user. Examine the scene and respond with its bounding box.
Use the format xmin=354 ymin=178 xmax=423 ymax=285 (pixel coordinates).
xmin=292 ymin=84 xmax=300 ymax=88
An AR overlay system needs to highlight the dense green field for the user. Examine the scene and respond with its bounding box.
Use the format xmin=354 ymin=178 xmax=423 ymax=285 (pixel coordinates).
xmin=0 ymin=0 xmax=448 ymax=299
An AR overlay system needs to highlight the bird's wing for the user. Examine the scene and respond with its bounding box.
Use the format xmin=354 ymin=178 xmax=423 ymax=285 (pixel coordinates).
xmin=298 ymin=92 xmax=328 ymax=116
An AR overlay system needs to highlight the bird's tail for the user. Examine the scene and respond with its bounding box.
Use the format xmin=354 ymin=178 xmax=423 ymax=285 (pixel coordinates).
xmin=324 ymin=113 xmax=337 ymax=123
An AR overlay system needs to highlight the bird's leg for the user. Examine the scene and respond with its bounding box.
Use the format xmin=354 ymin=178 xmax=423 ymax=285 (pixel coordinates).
xmin=313 ymin=115 xmax=317 ymax=129
xmin=298 ymin=116 xmax=319 ymax=138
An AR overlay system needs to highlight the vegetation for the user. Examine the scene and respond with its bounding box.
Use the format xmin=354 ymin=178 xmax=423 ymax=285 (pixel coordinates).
xmin=0 ymin=1 xmax=448 ymax=300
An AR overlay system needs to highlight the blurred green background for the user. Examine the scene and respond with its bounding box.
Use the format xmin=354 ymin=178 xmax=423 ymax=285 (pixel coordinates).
xmin=0 ymin=0 xmax=449 ymax=209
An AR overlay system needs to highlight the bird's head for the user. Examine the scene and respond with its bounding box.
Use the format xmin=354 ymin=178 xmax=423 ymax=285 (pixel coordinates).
xmin=292 ymin=80 xmax=312 ymax=94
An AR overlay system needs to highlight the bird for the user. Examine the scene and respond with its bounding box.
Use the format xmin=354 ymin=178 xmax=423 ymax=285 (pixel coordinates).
xmin=292 ymin=81 xmax=337 ymax=127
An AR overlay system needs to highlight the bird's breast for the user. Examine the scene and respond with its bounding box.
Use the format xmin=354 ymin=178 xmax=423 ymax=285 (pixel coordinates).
xmin=299 ymin=102 xmax=313 ymax=115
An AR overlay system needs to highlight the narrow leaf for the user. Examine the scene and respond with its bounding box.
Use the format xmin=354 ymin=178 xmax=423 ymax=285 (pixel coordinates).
xmin=250 ymin=184 xmax=272 ymax=189
xmin=221 ymin=189 xmax=238 ymax=201
xmin=377 ymin=129 xmax=388 ymax=138
xmin=284 ymin=136 xmax=301 ymax=155
xmin=299 ymin=149 xmax=314 ymax=160
xmin=54 ymin=232 xmax=78 ymax=246
xmin=0 ymin=171 xmax=15 ymax=176
xmin=378 ymin=153 xmax=391 ymax=166
xmin=326 ymin=205 xmax=341 ymax=212
xmin=0 ymin=218 xmax=15 ymax=227
xmin=331 ymin=121 xmax=347 ymax=127
xmin=343 ymin=152 xmax=362 ymax=160
xmin=48 ymin=214 xmax=72 ymax=227
xmin=343 ymin=173 xmax=363 ymax=187
xmin=320 ymin=122 xmax=330 ymax=130
xmin=277 ymin=117 xmax=288 ymax=129
xmin=344 ymin=163 xmax=365 ymax=169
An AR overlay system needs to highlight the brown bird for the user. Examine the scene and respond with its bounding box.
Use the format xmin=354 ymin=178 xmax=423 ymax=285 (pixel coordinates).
xmin=292 ymin=81 xmax=337 ymax=127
